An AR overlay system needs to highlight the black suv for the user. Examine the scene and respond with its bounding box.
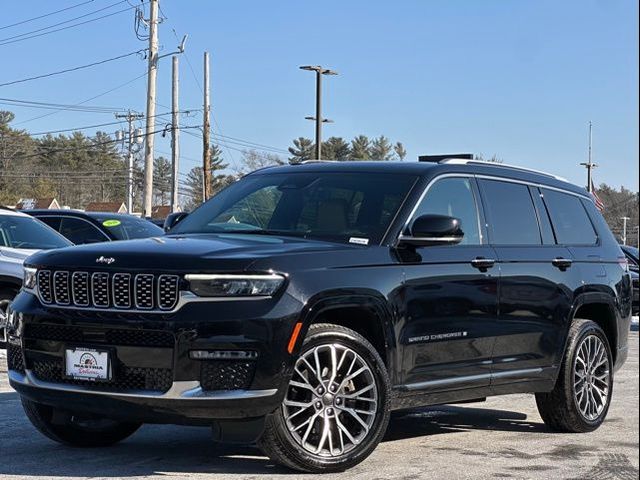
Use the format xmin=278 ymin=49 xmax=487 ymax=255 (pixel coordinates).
xmin=25 ymin=210 xmax=163 ymax=245
xmin=6 ymin=160 xmax=632 ymax=473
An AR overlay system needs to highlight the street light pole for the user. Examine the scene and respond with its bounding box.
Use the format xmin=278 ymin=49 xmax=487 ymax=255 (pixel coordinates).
xmin=621 ymin=216 xmax=631 ymax=245
xmin=299 ymin=65 xmax=338 ymax=160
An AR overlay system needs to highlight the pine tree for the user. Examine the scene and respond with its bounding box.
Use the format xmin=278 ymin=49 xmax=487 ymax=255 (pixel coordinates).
xmin=349 ymin=135 xmax=371 ymax=160
xmin=322 ymin=137 xmax=350 ymax=160
xmin=394 ymin=142 xmax=407 ymax=161
xmin=288 ymin=137 xmax=314 ymax=164
xmin=370 ymin=135 xmax=394 ymax=160
xmin=153 ymin=156 xmax=172 ymax=205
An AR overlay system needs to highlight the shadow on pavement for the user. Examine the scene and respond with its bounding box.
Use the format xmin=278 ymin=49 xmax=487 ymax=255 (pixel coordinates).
xmin=0 ymin=391 xmax=548 ymax=477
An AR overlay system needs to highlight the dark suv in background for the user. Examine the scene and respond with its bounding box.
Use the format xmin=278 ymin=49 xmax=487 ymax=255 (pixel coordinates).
xmin=6 ymin=159 xmax=632 ymax=472
xmin=25 ymin=210 xmax=163 ymax=245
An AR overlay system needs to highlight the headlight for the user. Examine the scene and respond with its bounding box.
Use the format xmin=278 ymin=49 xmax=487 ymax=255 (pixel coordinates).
xmin=23 ymin=267 xmax=37 ymax=292
xmin=185 ymin=273 xmax=285 ymax=297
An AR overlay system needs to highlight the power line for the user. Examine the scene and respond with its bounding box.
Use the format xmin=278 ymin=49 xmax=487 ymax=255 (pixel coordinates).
xmin=0 ymin=0 xmax=96 ymax=31
xmin=13 ymin=71 xmax=148 ymax=126
xmin=0 ymin=98 xmax=124 ymax=113
xmin=24 ymin=109 xmax=201 ymax=136
xmin=0 ymin=49 xmax=147 ymax=87
xmin=0 ymin=2 xmax=140 ymax=47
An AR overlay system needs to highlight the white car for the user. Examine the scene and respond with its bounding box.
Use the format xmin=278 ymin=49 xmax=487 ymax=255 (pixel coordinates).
xmin=0 ymin=207 xmax=72 ymax=343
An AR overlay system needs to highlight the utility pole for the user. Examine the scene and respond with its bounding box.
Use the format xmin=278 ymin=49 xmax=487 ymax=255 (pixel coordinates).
xmin=171 ymin=55 xmax=180 ymax=213
xmin=202 ymin=51 xmax=212 ymax=200
xmin=142 ymin=0 xmax=159 ymax=217
xmin=580 ymin=121 xmax=598 ymax=192
xmin=621 ymin=216 xmax=631 ymax=245
xmin=299 ymin=65 xmax=338 ymax=160
xmin=115 ymin=111 xmax=144 ymax=214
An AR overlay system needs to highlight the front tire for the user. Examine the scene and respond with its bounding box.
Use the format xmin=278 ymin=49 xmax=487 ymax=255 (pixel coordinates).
xmin=258 ymin=323 xmax=391 ymax=473
xmin=536 ymin=319 xmax=613 ymax=433
xmin=21 ymin=398 xmax=141 ymax=447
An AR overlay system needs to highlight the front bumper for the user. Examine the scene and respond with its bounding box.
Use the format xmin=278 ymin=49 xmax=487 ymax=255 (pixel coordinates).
xmin=10 ymin=369 xmax=280 ymax=424
xmin=7 ymin=290 xmax=302 ymax=424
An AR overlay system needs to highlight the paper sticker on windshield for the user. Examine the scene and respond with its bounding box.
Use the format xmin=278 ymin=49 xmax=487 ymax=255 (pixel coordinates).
xmin=349 ymin=237 xmax=369 ymax=246
xmin=102 ymin=220 xmax=121 ymax=228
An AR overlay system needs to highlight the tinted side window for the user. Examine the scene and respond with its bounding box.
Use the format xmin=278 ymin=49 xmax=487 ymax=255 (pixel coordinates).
xmin=59 ymin=217 xmax=107 ymax=244
xmin=412 ymin=177 xmax=481 ymax=245
xmin=479 ymin=179 xmax=541 ymax=245
xmin=542 ymin=189 xmax=597 ymax=245
xmin=36 ymin=216 xmax=61 ymax=231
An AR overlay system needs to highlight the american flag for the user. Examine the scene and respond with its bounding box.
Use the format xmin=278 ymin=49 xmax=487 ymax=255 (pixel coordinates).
xmin=590 ymin=178 xmax=605 ymax=211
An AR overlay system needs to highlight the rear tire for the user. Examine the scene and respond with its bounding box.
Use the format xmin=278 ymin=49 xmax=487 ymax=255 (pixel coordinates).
xmin=21 ymin=397 xmax=141 ymax=447
xmin=536 ymin=319 xmax=613 ymax=433
xmin=258 ymin=323 xmax=391 ymax=473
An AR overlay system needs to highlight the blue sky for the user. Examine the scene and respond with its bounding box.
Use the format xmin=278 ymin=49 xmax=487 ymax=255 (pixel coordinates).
xmin=1 ymin=0 xmax=638 ymax=190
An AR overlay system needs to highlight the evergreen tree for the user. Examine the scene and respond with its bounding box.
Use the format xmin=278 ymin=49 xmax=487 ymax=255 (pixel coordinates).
xmin=153 ymin=156 xmax=172 ymax=205
xmin=394 ymin=142 xmax=407 ymax=161
xmin=288 ymin=137 xmax=314 ymax=164
xmin=349 ymin=135 xmax=371 ymax=160
xmin=370 ymin=135 xmax=394 ymax=160
xmin=322 ymin=137 xmax=350 ymax=160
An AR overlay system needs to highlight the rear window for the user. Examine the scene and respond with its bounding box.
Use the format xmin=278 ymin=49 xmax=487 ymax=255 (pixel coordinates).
xmin=479 ymin=179 xmax=541 ymax=245
xmin=541 ymin=189 xmax=597 ymax=245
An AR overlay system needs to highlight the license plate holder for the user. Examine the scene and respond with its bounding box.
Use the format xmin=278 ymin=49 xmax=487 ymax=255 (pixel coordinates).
xmin=64 ymin=347 xmax=112 ymax=382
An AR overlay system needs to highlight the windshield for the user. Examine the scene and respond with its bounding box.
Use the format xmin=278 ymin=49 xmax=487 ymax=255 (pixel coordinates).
xmin=171 ymin=172 xmax=418 ymax=245
xmin=93 ymin=215 xmax=164 ymax=240
xmin=0 ymin=215 xmax=71 ymax=250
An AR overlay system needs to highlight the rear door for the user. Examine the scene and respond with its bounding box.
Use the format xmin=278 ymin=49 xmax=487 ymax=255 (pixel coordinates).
xmin=399 ymin=176 xmax=499 ymax=392
xmin=477 ymin=179 xmax=581 ymax=385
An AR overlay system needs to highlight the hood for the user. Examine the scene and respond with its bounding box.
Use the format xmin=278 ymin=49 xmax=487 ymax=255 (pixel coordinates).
xmin=0 ymin=246 xmax=39 ymax=263
xmin=25 ymin=234 xmax=358 ymax=273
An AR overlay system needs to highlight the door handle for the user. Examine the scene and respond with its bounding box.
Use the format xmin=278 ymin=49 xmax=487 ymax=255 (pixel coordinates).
xmin=552 ymin=257 xmax=573 ymax=270
xmin=471 ymin=257 xmax=495 ymax=271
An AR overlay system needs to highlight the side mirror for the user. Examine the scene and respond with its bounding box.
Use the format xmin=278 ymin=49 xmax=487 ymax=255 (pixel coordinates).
xmin=164 ymin=212 xmax=188 ymax=232
xmin=399 ymin=214 xmax=464 ymax=247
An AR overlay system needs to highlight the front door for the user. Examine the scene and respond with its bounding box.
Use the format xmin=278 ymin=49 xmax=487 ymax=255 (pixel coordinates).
xmin=399 ymin=176 xmax=498 ymax=392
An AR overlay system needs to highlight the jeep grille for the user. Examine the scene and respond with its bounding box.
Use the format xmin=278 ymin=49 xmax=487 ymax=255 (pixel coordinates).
xmin=36 ymin=270 xmax=180 ymax=311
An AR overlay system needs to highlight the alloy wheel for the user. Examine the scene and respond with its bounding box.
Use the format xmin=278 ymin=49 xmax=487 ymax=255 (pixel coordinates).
xmin=573 ymin=334 xmax=610 ymax=421
xmin=282 ymin=343 xmax=378 ymax=457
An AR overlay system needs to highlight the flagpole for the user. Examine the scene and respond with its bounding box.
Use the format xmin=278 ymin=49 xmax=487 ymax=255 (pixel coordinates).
xmin=580 ymin=121 xmax=597 ymax=193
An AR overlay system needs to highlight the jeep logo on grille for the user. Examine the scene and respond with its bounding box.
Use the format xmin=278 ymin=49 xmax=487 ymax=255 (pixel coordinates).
xmin=95 ymin=256 xmax=115 ymax=265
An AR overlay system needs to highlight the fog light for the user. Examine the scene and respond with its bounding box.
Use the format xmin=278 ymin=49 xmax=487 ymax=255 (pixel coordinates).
xmin=190 ymin=350 xmax=258 ymax=360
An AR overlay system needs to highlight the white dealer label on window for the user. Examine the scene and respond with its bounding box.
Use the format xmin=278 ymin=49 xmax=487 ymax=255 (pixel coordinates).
xmin=349 ymin=237 xmax=369 ymax=246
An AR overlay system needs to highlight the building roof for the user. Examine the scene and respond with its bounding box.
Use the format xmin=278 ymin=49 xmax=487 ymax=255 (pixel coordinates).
xmin=15 ymin=198 xmax=59 ymax=210
xmin=150 ymin=205 xmax=175 ymax=219
xmin=85 ymin=201 xmax=127 ymax=213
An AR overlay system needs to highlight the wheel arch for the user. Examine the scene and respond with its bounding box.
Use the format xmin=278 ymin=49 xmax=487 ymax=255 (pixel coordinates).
xmin=296 ymin=289 xmax=398 ymax=383
xmin=568 ymin=293 xmax=619 ymax=364
xmin=0 ymin=275 xmax=22 ymax=292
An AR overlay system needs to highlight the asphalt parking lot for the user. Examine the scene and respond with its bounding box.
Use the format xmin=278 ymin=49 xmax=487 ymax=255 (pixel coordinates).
xmin=0 ymin=330 xmax=637 ymax=480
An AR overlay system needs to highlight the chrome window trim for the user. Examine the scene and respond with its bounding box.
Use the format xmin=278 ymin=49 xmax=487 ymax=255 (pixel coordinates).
xmin=399 ymin=172 xmax=591 ymax=245
xmin=112 ymin=272 xmax=132 ymax=309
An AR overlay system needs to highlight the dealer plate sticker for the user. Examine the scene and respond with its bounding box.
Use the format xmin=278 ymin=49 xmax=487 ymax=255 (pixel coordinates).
xmin=65 ymin=348 xmax=110 ymax=381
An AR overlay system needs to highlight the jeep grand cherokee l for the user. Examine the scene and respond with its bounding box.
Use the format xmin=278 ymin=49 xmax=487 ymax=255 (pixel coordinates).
xmin=6 ymin=159 xmax=632 ymax=473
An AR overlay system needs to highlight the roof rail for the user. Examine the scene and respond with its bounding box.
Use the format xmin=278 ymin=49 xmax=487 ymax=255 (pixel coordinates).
xmin=298 ymin=159 xmax=338 ymax=164
xmin=440 ymin=158 xmax=569 ymax=182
